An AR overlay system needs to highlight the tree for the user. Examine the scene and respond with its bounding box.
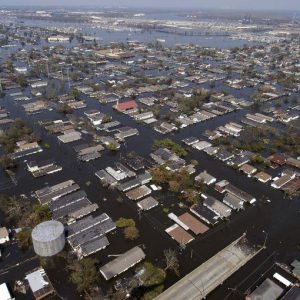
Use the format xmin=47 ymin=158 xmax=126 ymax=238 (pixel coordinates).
xmin=0 ymin=155 xmax=16 ymax=169
xmin=71 ymin=89 xmax=81 ymax=100
xmin=116 ymin=218 xmax=136 ymax=228
xmin=138 ymin=262 xmax=166 ymax=286
xmin=59 ymin=103 xmax=74 ymax=115
xmin=107 ymin=143 xmax=118 ymax=152
xmin=124 ymin=226 xmax=139 ymax=241
xmin=153 ymin=139 xmax=187 ymax=157
xmin=68 ymin=258 xmax=99 ymax=295
xmin=16 ymin=228 xmax=32 ymax=250
xmin=163 ymin=249 xmax=180 ymax=276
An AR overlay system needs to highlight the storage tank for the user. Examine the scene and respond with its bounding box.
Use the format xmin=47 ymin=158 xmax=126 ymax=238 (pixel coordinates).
xmin=32 ymin=220 xmax=65 ymax=257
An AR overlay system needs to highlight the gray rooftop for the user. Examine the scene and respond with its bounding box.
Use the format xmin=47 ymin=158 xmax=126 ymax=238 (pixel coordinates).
xmin=100 ymin=246 xmax=146 ymax=280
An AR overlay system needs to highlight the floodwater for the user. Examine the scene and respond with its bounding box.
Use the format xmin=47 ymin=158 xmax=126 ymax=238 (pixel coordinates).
xmin=0 ymin=81 xmax=299 ymax=300
xmin=0 ymin=20 xmax=299 ymax=300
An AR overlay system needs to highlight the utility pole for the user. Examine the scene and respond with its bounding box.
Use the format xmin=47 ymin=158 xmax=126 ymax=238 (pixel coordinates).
xmin=263 ymin=230 xmax=268 ymax=248
xmin=46 ymin=62 xmax=50 ymax=78
xmin=67 ymin=67 xmax=71 ymax=89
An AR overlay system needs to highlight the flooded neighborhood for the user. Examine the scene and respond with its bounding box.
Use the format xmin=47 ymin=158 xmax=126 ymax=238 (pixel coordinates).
xmin=0 ymin=4 xmax=300 ymax=300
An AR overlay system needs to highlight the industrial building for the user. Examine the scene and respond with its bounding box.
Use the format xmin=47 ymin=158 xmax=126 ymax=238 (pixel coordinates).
xmin=32 ymin=220 xmax=65 ymax=257
xmin=66 ymin=214 xmax=116 ymax=258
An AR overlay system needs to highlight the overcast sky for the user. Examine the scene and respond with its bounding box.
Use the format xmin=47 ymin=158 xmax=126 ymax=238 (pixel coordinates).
xmin=0 ymin=0 xmax=299 ymax=11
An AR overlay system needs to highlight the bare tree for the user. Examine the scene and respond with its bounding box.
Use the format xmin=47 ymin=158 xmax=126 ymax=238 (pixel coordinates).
xmin=163 ymin=249 xmax=180 ymax=276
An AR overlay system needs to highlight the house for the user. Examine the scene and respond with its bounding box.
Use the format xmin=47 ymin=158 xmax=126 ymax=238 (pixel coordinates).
xmin=227 ymin=155 xmax=249 ymax=167
xmin=165 ymin=224 xmax=194 ymax=245
xmin=223 ymin=193 xmax=244 ymax=211
xmin=225 ymin=184 xmax=256 ymax=204
xmin=48 ymin=35 xmax=69 ymax=43
xmin=0 ymin=227 xmax=9 ymax=244
xmin=134 ymin=111 xmax=154 ymax=121
xmin=239 ymin=164 xmax=257 ymax=176
xmin=192 ymin=141 xmax=212 ymax=151
xmin=271 ymin=175 xmax=293 ymax=189
xmin=25 ymin=267 xmax=55 ymax=300
xmin=254 ymin=171 xmax=272 ymax=183
xmin=202 ymin=194 xmax=232 ymax=218
xmin=268 ymin=154 xmax=286 ymax=167
xmin=100 ymin=246 xmax=146 ymax=280
xmin=215 ymin=180 xmax=230 ymax=193
xmin=286 ymin=157 xmax=300 ymax=170
xmin=137 ymin=196 xmax=159 ymax=211
xmin=195 ymin=171 xmax=216 ymax=185
xmin=190 ymin=204 xmax=219 ymax=225
xmin=216 ymin=149 xmax=234 ymax=162
xmin=113 ymin=100 xmax=138 ymax=112
xmin=0 ymin=283 xmax=14 ymax=300
xmin=182 ymin=137 xmax=199 ymax=146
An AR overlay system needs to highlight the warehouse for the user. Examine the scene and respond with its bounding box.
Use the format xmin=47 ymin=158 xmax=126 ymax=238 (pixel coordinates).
xmin=67 ymin=214 xmax=115 ymax=258
xmin=100 ymin=246 xmax=146 ymax=280
xmin=52 ymin=197 xmax=92 ymax=220
xmin=49 ymin=190 xmax=87 ymax=212
xmin=68 ymin=203 xmax=99 ymax=221
xmin=36 ymin=182 xmax=80 ymax=205
xmin=67 ymin=214 xmax=110 ymax=237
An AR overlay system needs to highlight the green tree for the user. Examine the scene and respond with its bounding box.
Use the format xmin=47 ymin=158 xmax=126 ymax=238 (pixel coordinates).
xmin=16 ymin=228 xmax=32 ymax=250
xmin=116 ymin=217 xmax=136 ymax=228
xmin=68 ymin=258 xmax=99 ymax=295
xmin=124 ymin=226 xmax=139 ymax=241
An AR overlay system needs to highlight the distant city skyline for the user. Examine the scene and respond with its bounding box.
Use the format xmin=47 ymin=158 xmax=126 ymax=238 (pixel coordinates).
xmin=0 ymin=0 xmax=300 ymax=11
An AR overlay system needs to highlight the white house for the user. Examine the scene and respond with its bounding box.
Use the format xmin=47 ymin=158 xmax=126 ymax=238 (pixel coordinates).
xmin=0 ymin=227 xmax=9 ymax=244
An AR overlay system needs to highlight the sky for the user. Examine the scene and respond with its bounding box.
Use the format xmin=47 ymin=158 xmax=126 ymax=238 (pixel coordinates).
xmin=0 ymin=0 xmax=299 ymax=11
